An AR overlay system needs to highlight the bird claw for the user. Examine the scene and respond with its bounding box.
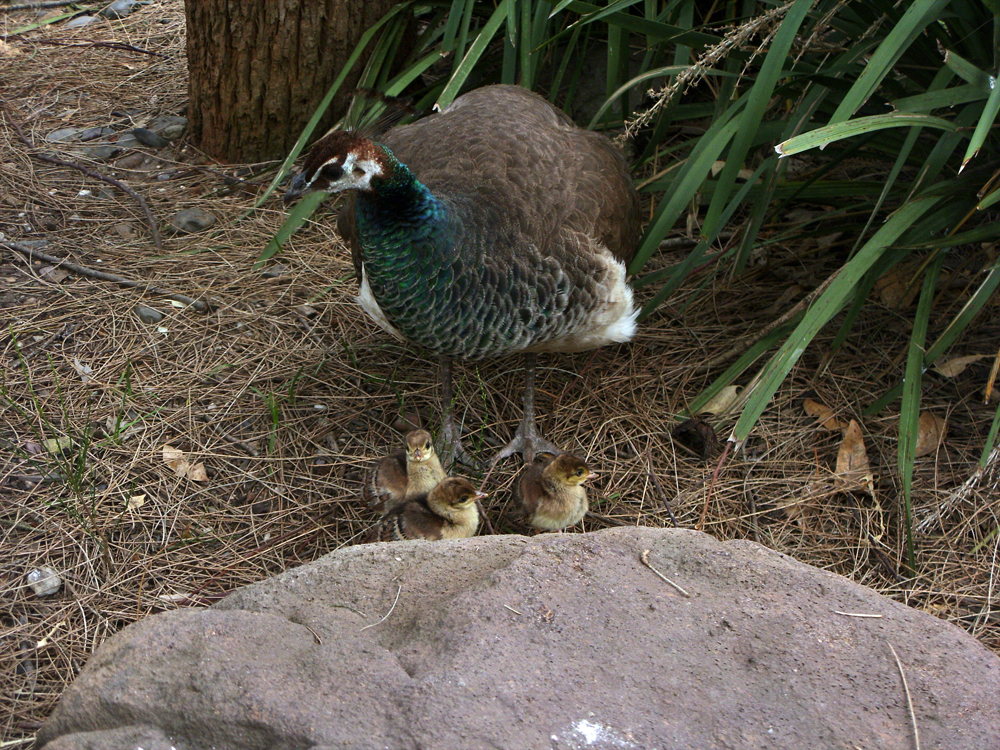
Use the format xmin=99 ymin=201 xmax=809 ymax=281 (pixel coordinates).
xmin=436 ymin=422 xmax=482 ymax=472
xmin=493 ymin=423 xmax=563 ymax=466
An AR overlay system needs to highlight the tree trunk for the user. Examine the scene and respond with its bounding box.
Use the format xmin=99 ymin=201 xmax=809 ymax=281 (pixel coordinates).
xmin=185 ymin=0 xmax=399 ymax=163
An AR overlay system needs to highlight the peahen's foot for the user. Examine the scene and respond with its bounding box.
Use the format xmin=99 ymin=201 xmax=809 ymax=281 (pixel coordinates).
xmin=492 ymin=418 xmax=563 ymax=467
xmin=436 ymin=418 xmax=481 ymax=471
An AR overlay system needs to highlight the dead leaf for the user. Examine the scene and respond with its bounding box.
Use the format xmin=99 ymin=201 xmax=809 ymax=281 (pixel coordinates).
xmin=71 ymin=358 xmax=93 ymax=383
xmin=187 ymin=463 xmax=208 ymax=482
xmin=126 ymin=494 xmax=146 ymax=510
xmin=933 ymin=355 xmax=987 ymax=378
xmin=874 ymin=267 xmax=918 ymax=309
xmin=162 ymin=445 xmax=208 ymax=481
xmin=700 ymin=385 xmax=742 ymax=415
xmin=0 ymin=40 xmax=22 ymax=57
xmin=914 ymin=411 xmax=946 ymax=457
xmin=42 ymin=436 xmax=74 ymax=454
xmin=835 ymin=420 xmax=874 ymax=494
xmin=39 ymin=265 xmax=70 ymax=283
xmin=803 ymin=398 xmax=846 ymax=431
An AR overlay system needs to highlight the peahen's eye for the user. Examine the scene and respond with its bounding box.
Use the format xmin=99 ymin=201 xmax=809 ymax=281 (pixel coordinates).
xmin=320 ymin=163 xmax=343 ymax=181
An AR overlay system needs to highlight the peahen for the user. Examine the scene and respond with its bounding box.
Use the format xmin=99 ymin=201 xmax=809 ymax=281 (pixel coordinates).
xmin=285 ymin=85 xmax=641 ymax=466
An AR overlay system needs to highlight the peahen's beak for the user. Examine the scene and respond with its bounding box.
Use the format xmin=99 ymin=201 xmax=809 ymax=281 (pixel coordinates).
xmin=283 ymin=172 xmax=308 ymax=203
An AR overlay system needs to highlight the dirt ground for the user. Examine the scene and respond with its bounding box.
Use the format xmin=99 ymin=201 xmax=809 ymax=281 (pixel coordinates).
xmin=3 ymin=2 xmax=999 ymax=745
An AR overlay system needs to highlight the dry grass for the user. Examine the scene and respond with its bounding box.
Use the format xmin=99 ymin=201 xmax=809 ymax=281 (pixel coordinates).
xmin=3 ymin=1 xmax=1000 ymax=745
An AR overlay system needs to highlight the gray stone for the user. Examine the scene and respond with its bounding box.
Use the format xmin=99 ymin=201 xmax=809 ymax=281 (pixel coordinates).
xmin=82 ymin=145 xmax=119 ymax=161
xmin=99 ymin=0 xmax=140 ymax=19
xmin=133 ymin=128 xmax=169 ymax=148
xmin=64 ymin=16 xmax=97 ymax=29
xmin=133 ymin=306 xmax=164 ymax=325
xmin=78 ymin=126 xmax=114 ymax=142
xmin=36 ymin=528 xmax=1000 ymax=749
xmin=148 ymin=115 xmax=187 ymax=140
xmin=113 ymin=133 xmax=139 ymax=150
xmin=45 ymin=128 xmax=83 ymax=143
xmin=167 ymin=208 xmax=216 ymax=234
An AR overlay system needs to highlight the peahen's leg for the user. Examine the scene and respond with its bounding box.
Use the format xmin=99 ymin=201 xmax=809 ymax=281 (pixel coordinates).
xmin=492 ymin=353 xmax=563 ymax=466
xmin=436 ymin=355 xmax=479 ymax=470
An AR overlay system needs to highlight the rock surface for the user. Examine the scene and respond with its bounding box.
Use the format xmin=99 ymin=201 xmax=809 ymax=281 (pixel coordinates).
xmin=38 ymin=528 xmax=1000 ymax=749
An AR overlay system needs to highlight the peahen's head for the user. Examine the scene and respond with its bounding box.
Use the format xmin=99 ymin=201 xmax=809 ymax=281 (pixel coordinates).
xmin=284 ymin=131 xmax=387 ymax=202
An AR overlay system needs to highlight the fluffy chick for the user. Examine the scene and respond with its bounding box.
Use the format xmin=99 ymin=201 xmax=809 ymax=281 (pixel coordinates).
xmin=518 ymin=453 xmax=597 ymax=532
xmin=363 ymin=429 xmax=446 ymax=514
xmin=369 ymin=477 xmax=485 ymax=542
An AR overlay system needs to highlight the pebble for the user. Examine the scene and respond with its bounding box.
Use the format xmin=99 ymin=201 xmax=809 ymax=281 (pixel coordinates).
xmin=79 ymin=126 xmax=115 ymax=142
xmin=83 ymin=145 xmax=120 ymax=161
xmin=27 ymin=567 xmax=62 ymax=597
xmin=149 ymin=115 xmax=188 ymax=140
xmin=133 ymin=128 xmax=169 ymax=148
xmin=134 ymin=305 xmax=165 ymax=324
xmin=100 ymin=0 xmax=140 ymax=19
xmin=64 ymin=15 xmax=97 ymax=29
xmin=260 ymin=263 xmax=288 ymax=279
xmin=45 ymin=127 xmax=83 ymax=143
xmin=168 ymin=208 xmax=217 ymax=234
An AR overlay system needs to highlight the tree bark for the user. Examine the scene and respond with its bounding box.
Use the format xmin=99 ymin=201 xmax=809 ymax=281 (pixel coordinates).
xmin=185 ymin=0 xmax=399 ymax=163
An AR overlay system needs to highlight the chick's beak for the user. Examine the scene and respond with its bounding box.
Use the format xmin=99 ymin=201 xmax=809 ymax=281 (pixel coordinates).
xmin=283 ymin=172 xmax=308 ymax=204
xmin=585 ymin=472 xmax=599 ymax=483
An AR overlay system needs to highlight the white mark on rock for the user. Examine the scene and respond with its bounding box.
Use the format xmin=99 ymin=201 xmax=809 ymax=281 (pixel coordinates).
xmin=553 ymin=719 xmax=640 ymax=749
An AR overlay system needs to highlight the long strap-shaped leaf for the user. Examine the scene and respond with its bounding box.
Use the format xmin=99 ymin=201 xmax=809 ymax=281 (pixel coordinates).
xmin=828 ymin=0 xmax=950 ymax=124
xmin=437 ymin=0 xmax=511 ymax=109
xmin=899 ymin=252 xmax=945 ymax=572
xmin=729 ymin=195 xmax=940 ymax=447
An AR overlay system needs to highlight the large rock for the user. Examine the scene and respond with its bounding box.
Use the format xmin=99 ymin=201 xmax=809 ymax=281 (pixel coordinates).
xmin=38 ymin=528 xmax=1000 ymax=749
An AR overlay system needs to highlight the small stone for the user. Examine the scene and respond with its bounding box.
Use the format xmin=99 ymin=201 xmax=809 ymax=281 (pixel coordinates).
xmin=83 ymin=145 xmax=120 ymax=161
xmin=168 ymin=208 xmax=217 ymax=234
xmin=133 ymin=128 xmax=169 ymax=148
xmin=134 ymin=305 xmax=164 ymax=325
xmin=100 ymin=0 xmax=140 ymax=19
xmin=114 ymin=133 xmax=140 ymax=150
xmin=17 ymin=239 xmax=49 ymax=249
xmin=148 ymin=115 xmax=187 ymax=140
xmin=27 ymin=567 xmax=62 ymax=597
xmin=79 ymin=126 xmax=115 ymax=142
xmin=45 ymin=127 xmax=83 ymax=143
xmin=114 ymin=223 xmax=138 ymax=239
xmin=260 ymin=263 xmax=287 ymax=279
xmin=64 ymin=15 xmax=97 ymax=29
xmin=115 ymin=153 xmax=146 ymax=169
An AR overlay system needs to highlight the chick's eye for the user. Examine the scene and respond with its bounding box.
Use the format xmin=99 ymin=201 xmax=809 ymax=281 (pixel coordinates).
xmin=576 ymin=469 xmax=585 ymax=476
xmin=320 ymin=163 xmax=342 ymax=181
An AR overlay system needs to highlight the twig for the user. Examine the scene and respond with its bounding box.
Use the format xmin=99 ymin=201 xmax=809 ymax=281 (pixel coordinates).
xmin=3 ymin=239 xmax=210 ymax=312
xmin=695 ymin=267 xmax=843 ymax=371
xmin=196 ymin=415 xmax=260 ymax=456
xmin=888 ymin=642 xmax=921 ymax=750
xmin=834 ymin=611 xmax=883 ymax=618
xmin=360 ymin=584 xmax=402 ymax=631
xmin=29 ymin=40 xmax=169 ymax=58
xmin=503 ymin=604 xmax=522 ymax=615
xmin=476 ymin=498 xmax=495 ymax=535
xmin=2 ymin=1 xmax=81 ymax=11
xmin=640 ymin=549 xmax=690 ymax=597
xmin=0 ymin=99 xmax=163 ymax=251
xmin=645 ymin=447 xmax=678 ymax=527
xmin=697 ymin=439 xmax=732 ymax=531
